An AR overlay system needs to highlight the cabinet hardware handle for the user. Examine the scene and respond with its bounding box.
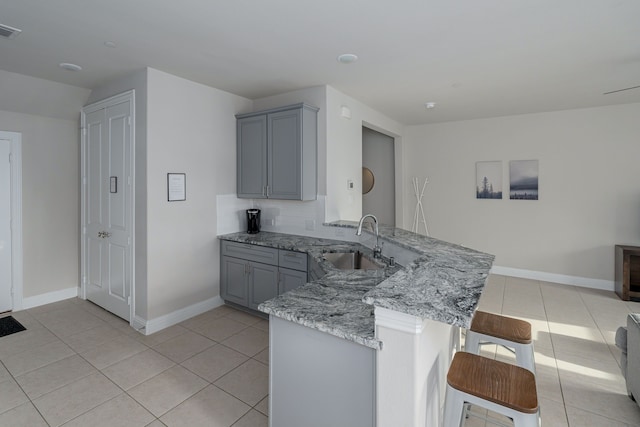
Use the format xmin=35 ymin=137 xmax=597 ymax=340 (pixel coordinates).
xmin=263 ymin=186 xmax=266 ymax=197
xmin=266 ymin=185 xmax=270 ymax=196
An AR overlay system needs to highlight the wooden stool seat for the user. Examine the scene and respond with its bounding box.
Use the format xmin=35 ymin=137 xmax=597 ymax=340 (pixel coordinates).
xmin=444 ymin=352 xmax=540 ymax=426
xmin=447 ymin=352 xmax=538 ymax=414
xmin=466 ymin=311 xmax=536 ymax=373
xmin=470 ymin=311 xmax=532 ymax=344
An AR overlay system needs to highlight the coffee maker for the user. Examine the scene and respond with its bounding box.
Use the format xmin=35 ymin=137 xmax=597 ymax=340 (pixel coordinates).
xmin=246 ymin=209 xmax=261 ymax=234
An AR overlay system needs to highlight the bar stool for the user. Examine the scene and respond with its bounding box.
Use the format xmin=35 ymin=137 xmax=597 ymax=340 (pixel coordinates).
xmin=444 ymin=352 xmax=540 ymax=427
xmin=465 ymin=311 xmax=536 ymax=373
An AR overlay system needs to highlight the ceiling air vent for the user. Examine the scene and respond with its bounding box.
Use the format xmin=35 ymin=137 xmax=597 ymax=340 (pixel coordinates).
xmin=0 ymin=24 xmax=22 ymax=39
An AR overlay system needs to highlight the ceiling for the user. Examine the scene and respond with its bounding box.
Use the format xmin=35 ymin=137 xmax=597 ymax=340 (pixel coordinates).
xmin=1 ymin=0 xmax=639 ymax=125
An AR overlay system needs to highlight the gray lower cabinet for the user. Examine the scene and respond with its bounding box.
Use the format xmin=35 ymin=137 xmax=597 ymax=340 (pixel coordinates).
xmin=279 ymin=268 xmax=308 ymax=294
xmin=220 ymin=240 xmax=308 ymax=310
xmin=236 ymin=103 xmax=318 ymax=201
xmin=248 ymin=261 xmax=278 ymax=310
xmin=220 ymin=255 xmax=249 ymax=306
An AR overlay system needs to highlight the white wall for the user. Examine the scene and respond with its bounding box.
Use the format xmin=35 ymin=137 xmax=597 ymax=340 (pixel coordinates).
xmin=0 ymin=69 xmax=89 ymax=120
xmin=402 ymin=103 xmax=640 ymax=283
xmin=0 ymin=109 xmax=80 ymax=298
xmin=0 ymin=71 xmax=89 ymax=303
xmin=146 ymin=68 xmax=252 ymax=318
xmin=240 ymin=85 xmax=405 ymax=232
xmin=325 ymin=86 xmax=404 ymax=222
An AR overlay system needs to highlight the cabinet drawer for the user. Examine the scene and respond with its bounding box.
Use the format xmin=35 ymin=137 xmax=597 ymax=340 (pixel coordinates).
xmin=279 ymin=249 xmax=308 ymax=271
xmin=222 ymin=240 xmax=278 ymax=265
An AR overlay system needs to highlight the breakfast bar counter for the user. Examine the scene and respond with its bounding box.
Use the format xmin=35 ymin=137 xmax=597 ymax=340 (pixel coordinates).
xmin=220 ymin=223 xmax=494 ymax=344
xmin=218 ymin=225 xmax=494 ymax=427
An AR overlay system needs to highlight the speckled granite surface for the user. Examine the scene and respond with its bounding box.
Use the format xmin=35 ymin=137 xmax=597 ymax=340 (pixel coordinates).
xmin=218 ymin=226 xmax=494 ymax=349
xmin=326 ymin=221 xmax=495 ymax=326
xmin=219 ymin=232 xmax=399 ymax=349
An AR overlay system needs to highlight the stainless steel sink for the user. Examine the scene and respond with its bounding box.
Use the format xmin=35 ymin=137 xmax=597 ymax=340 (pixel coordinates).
xmin=322 ymin=251 xmax=383 ymax=270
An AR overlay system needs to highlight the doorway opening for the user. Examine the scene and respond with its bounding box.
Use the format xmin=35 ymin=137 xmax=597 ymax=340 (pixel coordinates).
xmin=362 ymin=127 xmax=395 ymax=226
xmin=0 ymin=131 xmax=23 ymax=312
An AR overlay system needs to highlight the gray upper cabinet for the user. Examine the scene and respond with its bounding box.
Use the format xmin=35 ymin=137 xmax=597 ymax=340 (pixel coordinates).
xmin=237 ymin=115 xmax=268 ymax=198
xmin=236 ymin=103 xmax=318 ymax=201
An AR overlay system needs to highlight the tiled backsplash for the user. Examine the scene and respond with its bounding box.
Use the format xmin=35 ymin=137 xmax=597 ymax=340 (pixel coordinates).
xmin=216 ymin=195 xmax=358 ymax=242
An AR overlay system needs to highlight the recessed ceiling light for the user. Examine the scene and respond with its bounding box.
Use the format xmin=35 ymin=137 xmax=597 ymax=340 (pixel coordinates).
xmin=59 ymin=63 xmax=82 ymax=72
xmin=424 ymin=102 xmax=436 ymax=109
xmin=337 ymin=53 xmax=358 ymax=64
xmin=104 ymin=41 xmax=117 ymax=48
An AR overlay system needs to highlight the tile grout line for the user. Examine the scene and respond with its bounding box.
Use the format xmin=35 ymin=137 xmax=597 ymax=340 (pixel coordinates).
xmin=538 ymin=279 xmax=571 ymax=427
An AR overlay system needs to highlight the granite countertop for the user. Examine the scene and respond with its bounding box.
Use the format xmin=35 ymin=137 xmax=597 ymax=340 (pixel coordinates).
xmin=327 ymin=221 xmax=495 ymax=327
xmin=218 ymin=226 xmax=494 ymax=350
xmin=219 ymin=231 xmax=400 ymax=349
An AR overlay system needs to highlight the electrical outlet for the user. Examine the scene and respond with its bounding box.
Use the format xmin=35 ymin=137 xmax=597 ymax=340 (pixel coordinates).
xmin=335 ymin=228 xmax=345 ymax=237
xmin=305 ymin=219 xmax=316 ymax=231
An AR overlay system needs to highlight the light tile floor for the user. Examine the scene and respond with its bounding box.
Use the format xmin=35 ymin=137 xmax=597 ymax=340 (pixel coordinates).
xmin=0 ymin=299 xmax=269 ymax=426
xmin=0 ymin=275 xmax=639 ymax=426
xmin=466 ymin=275 xmax=640 ymax=426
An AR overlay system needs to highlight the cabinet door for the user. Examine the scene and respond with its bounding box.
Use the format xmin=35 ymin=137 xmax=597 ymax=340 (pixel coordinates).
xmin=221 ymin=256 xmax=249 ymax=306
xmin=249 ymin=261 xmax=279 ymax=310
xmin=237 ymin=115 xmax=267 ymax=198
xmin=279 ymin=267 xmax=308 ymax=294
xmin=268 ymin=109 xmax=302 ymax=199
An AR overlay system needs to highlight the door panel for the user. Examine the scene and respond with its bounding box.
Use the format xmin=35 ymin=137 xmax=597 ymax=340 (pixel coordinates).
xmin=86 ymin=110 xmax=104 ymax=293
xmin=88 ymin=238 xmax=102 ymax=288
xmin=86 ymin=114 xmax=103 ymax=228
xmin=108 ymin=113 xmax=127 ymax=230
xmin=84 ymin=97 xmax=132 ymax=321
xmin=0 ymin=139 xmax=11 ymax=312
xmin=108 ymin=243 xmax=127 ymax=301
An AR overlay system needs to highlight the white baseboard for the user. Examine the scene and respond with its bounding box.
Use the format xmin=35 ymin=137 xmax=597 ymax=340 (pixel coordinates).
xmin=21 ymin=286 xmax=79 ymax=310
xmin=491 ymin=265 xmax=614 ymax=291
xmin=134 ymin=296 xmax=225 ymax=335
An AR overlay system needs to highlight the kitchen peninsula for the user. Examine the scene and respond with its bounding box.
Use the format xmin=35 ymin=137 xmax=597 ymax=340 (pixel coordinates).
xmin=218 ymin=222 xmax=494 ymax=427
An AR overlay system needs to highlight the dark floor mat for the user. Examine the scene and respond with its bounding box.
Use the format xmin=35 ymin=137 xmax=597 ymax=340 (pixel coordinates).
xmin=0 ymin=316 xmax=26 ymax=338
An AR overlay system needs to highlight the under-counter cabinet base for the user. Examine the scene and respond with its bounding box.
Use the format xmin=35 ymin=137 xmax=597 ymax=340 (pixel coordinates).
xmin=236 ymin=103 xmax=318 ymax=201
xmin=269 ymin=316 xmax=375 ymax=427
xmin=220 ymin=240 xmax=308 ymax=310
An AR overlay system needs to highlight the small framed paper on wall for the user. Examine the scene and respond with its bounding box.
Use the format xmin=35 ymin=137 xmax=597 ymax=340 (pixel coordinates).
xmin=167 ymin=173 xmax=186 ymax=201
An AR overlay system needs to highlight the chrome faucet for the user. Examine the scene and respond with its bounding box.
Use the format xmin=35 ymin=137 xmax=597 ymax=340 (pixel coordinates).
xmin=356 ymin=214 xmax=382 ymax=259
